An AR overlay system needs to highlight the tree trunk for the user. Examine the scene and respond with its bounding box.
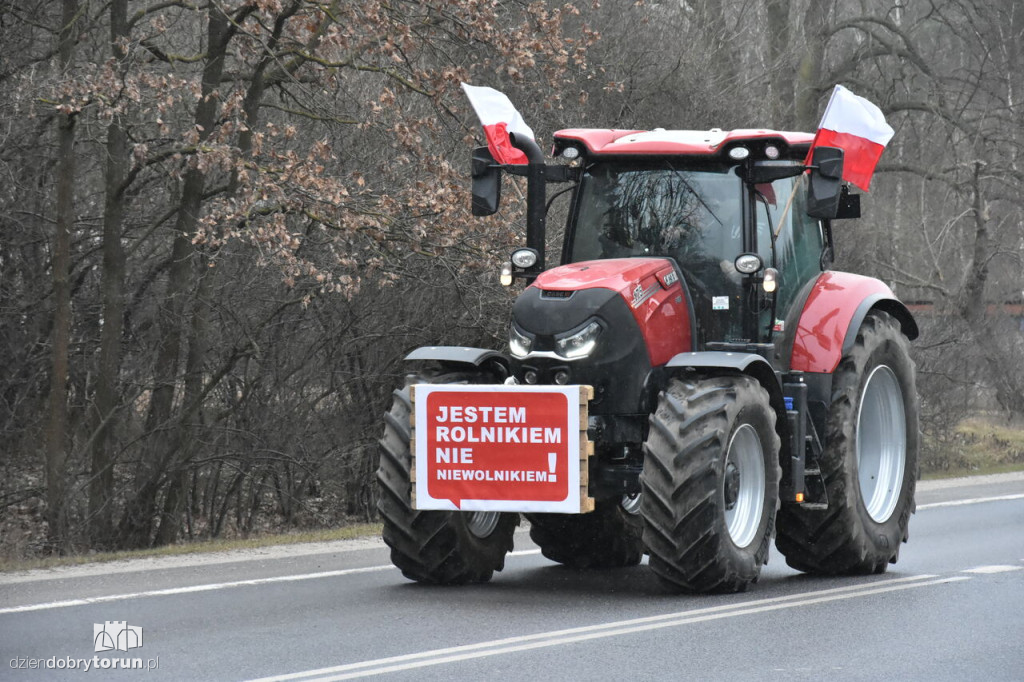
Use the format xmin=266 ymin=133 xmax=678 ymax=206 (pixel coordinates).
xmin=118 ymin=6 xmax=232 ymax=548
xmin=957 ymin=161 xmax=1024 ymax=414
xmin=44 ymin=0 xmax=79 ymax=554
xmin=959 ymin=162 xmax=990 ymax=325
xmin=765 ymin=0 xmax=795 ymax=128
xmin=153 ymin=252 xmax=213 ymax=546
xmin=89 ymin=0 xmax=128 ymax=549
xmin=794 ymin=0 xmax=830 ymax=129
xmin=149 ymin=2 xmax=302 ymax=547
xmin=694 ymin=1 xmax=738 ymax=95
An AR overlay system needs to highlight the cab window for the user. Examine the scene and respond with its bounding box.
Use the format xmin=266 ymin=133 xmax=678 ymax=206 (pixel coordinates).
xmin=755 ymin=176 xmax=825 ymax=316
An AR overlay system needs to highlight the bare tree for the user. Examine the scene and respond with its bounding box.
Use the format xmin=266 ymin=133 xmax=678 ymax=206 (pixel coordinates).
xmin=42 ymin=0 xmax=81 ymax=553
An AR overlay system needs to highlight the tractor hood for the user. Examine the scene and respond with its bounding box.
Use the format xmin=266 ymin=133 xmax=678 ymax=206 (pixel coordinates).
xmin=523 ymin=258 xmax=691 ymax=367
xmin=533 ymin=258 xmax=677 ymax=297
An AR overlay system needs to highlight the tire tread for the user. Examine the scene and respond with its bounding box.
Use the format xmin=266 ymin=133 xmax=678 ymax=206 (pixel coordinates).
xmin=775 ymin=310 xmax=919 ymax=575
xmin=640 ymin=375 xmax=781 ymax=594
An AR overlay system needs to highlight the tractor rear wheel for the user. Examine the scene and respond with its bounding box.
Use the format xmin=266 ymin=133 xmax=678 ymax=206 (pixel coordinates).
xmin=640 ymin=375 xmax=780 ymax=593
xmin=526 ymin=496 xmax=644 ymax=569
xmin=377 ymin=370 xmax=518 ymax=584
xmin=775 ymin=310 xmax=919 ymax=575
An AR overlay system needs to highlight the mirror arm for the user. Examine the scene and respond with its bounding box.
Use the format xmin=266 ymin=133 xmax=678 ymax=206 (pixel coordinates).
xmin=510 ymin=133 xmax=547 ymax=273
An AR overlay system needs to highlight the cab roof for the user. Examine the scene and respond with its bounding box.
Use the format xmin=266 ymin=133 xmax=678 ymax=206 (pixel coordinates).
xmin=552 ymin=128 xmax=814 ymax=160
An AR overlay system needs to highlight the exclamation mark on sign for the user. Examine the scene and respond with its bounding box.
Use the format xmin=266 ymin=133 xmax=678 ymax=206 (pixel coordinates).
xmin=548 ymin=452 xmax=557 ymax=483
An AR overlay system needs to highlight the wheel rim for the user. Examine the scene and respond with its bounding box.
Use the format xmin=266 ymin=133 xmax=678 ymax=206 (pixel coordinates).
xmin=857 ymin=365 xmax=907 ymax=523
xmin=621 ymin=493 xmax=642 ymax=515
xmin=723 ymin=423 xmax=766 ymax=548
xmin=465 ymin=511 xmax=500 ymax=538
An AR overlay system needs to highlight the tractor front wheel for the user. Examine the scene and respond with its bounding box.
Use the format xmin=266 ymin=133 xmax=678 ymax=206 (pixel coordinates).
xmin=526 ymin=496 xmax=644 ymax=569
xmin=377 ymin=370 xmax=518 ymax=584
xmin=640 ymin=375 xmax=780 ymax=593
xmin=775 ymin=310 xmax=919 ymax=575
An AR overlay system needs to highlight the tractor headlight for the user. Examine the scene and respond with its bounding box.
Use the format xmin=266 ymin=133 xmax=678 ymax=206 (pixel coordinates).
xmin=509 ymin=325 xmax=533 ymax=358
xmin=555 ymin=320 xmax=602 ymax=359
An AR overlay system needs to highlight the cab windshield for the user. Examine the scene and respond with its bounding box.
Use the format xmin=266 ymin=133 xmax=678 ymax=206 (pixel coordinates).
xmin=564 ymin=159 xmax=824 ymax=345
xmin=568 ymin=162 xmax=743 ymax=267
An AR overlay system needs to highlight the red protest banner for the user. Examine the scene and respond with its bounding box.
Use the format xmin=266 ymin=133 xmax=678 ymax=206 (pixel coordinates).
xmin=412 ymin=385 xmax=589 ymax=513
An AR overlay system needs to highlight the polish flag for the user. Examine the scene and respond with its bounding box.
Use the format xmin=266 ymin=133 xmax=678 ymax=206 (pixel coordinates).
xmin=461 ymin=83 xmax=534 ymax=165
xmin=807 ymin=85 xmax=895 ymax=191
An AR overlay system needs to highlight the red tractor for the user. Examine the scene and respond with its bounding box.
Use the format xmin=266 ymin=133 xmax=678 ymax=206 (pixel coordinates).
xmin=378 ymin=127 xmax=919 ymax=593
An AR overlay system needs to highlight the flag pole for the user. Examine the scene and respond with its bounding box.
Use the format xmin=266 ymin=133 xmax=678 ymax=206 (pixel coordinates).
xmin=773 ymin=173 xmax=805 ymax=240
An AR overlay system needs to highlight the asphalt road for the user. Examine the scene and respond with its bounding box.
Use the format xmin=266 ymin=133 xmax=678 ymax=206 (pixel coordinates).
xmin=2 ymin=473 xmax=1022 ymax=682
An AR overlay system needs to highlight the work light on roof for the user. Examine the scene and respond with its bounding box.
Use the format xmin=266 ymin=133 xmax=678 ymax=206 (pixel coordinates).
xmin=764 ymin=145 xmax=781 ymax=159
xmin=561 ymin=146 xmax=580 ymax=159
xmin=728 ymin=146 xmax=750 ymax=160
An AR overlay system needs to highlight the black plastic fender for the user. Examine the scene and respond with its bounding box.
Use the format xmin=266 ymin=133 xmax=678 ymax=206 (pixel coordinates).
xmin=842 ymin=295 xmax=919 ymax=357
xmin=665 ymin=351 xmax=778 ymax=383
xmin=664 ymin=351 xmax=783 ymax=410
xmin=404 ymin=346 xmax=510 ymax=378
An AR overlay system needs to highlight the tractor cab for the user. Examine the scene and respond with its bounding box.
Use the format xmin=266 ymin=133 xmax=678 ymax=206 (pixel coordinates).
xmin=554 ymin=129 xmax=854 ymax=349
xmin=475 ymin=128 xmax=854 ymax=370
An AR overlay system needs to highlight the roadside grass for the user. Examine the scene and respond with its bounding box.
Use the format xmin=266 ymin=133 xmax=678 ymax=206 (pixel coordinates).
xmin=0 ymin=523 xmax=381 ymax=574
xmin=921 ymin=416 xmax=1024 ymax=479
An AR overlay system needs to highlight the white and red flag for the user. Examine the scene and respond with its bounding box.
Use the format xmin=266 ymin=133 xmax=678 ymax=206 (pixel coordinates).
xmin=461 ymin=83 xmax=534 ymax=165
xmin=806 ymin=84 xmax=895 ymax=191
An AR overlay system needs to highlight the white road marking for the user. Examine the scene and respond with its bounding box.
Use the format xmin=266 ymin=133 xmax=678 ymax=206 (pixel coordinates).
xmin=0 ymin=537 xmax=390 ymax=584
xmin=0 ymin=486 xmax=1016 ymax=587
xmin=3 ymin=487 xmax=1022 ymax=616
xmin=246 ymin=575 xmax=970 ymax=682
xmin=962 ymin=565 xmax=1023 ymax=574
xmin=0 ymin=550 xmax=542 ymax=615
xmin=917 ymin=493 xmax=1024 ymax=510
xmin=917 ymin=471 xmax=1024 ymax=491
xmin=4 ymin=490 xmax=1022 ymax=616
xmin=0 ymin=566 xmax=392 ymax=615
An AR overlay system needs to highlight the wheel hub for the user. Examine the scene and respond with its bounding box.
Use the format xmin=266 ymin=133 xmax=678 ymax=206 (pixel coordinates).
xmin=621 ymin=492 xmax=643 ymax=515
xmin=723 ymin=423 xmax=766 ymax=549
xmin=857 ymin=365 xmax=907 ymax=523
xmin=465 ymin=511 xmax=500 ymax=538
xmin=723 ymin=463 xmax=740 ymax=511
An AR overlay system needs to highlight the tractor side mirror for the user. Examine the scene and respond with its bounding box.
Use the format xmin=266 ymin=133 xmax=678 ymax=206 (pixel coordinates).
xmin=471 ymin=146 xmax=501 ymax=216
xmin=806 ymin=146 xmax=844 ymax=219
